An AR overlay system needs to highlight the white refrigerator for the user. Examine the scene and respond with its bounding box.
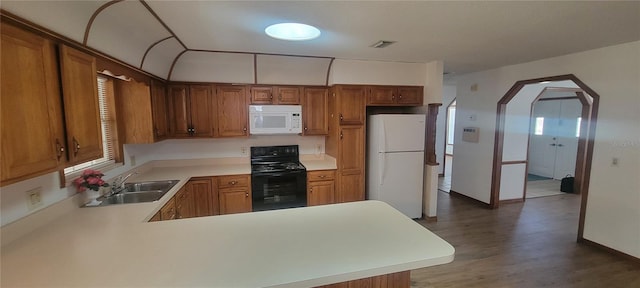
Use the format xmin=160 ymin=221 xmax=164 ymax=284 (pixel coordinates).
xmin=367 ymin=114 xmax=426 ymax=219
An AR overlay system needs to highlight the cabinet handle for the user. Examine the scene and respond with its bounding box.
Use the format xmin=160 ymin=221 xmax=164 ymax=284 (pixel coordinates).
xmin=72 ymin=137 xmax=80 ymax=156
xmin=550 ymin=143 xmax=556 ymax=146
xmin=339 ymin=113 xmax=343 ymax=123
xmin=304 ymin=126 xmax=308 ymax=131
xmin=399 ymin=94 xmax=403 ymax=99
xmin=192 ymin=127 xmax=196 ymax=134
xmin=229 ymin=181 xmax=237 ymax=185
xmin=319 ymin=175 xmax=326 ymax=178
xmin=55 ymin=139 xmax=65 ymax=160
xmin=270 ymin=93 xmax=273 ymax=100
xmin=310 ymin=188 xmax=313 ymax=193
xmin=340 ymin=130 xmax=343 ymax=139
xmin=392 ymin=94 xmax=395 ymax=100
xmin=243 ymin=127 xmax=247 ymax=134
xmin=245 ymin=193 xmax=249 ymax=197
xmin=558 ymin=144 xmax=564 ymax=147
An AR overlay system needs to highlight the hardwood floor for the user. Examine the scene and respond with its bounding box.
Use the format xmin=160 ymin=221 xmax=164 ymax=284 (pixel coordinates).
xmin=411 ymin=192 xmax=640 ymax=287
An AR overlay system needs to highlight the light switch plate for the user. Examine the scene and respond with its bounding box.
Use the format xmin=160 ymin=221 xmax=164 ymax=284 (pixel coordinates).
xmin=25 ymin=187 xmax=43 ymax=211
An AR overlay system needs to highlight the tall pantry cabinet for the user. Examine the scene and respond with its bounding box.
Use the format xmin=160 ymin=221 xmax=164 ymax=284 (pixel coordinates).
xmin=325 ymin=85 xmax=366 ymax=202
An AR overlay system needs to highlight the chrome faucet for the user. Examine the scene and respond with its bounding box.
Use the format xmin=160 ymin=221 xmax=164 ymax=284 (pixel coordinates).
xmin=108 ymin=171 xmax=138 ymax=196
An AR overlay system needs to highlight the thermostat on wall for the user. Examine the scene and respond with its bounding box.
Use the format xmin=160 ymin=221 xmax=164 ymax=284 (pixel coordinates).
xmin=462 ymin=127 xmax=479 ymax=143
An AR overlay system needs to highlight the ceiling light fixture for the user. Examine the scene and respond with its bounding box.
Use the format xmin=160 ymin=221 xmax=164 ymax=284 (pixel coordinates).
xmin=265 ymin=23 xmax=321 ymax=41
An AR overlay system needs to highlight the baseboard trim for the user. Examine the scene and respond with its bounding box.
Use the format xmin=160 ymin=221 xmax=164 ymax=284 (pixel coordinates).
xmin=499 ymin=198 xmax=524 ymax=205
xmin=421 ymin=214 xmax=438 ymax=222
xmin=579 ymin=238 xmax=640 ymax=265
xmin=449 ymin=190 xmax=491 ymax=209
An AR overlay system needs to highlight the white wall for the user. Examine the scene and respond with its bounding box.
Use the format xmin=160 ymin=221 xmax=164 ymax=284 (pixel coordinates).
xmin=1 ymin=136 xmax=324 ymax=226
xmin=451 ymin=41 xmax=640 ymax=257
xmin=329 ymin=59 xmax=426 ymax=86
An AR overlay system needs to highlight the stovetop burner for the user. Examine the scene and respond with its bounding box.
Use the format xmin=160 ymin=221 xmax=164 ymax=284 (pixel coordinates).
xmin=250 ymin=145 xmax=306 ymax=174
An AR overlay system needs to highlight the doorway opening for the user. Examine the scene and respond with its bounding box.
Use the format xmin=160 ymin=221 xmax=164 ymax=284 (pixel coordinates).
xmin=439 ymin=99 xmax=456 ymax=193
xmin=526 ymin=89 xmax=585 ymax=198
xmin=491 ymin=74 xmax=599 ymax=241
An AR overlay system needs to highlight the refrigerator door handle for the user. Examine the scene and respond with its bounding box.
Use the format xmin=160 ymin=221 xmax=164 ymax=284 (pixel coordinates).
xmin=379 ymin=152 xmax=386 ymax=186
xmin=380 ymin=119 xmax=386 ymax=153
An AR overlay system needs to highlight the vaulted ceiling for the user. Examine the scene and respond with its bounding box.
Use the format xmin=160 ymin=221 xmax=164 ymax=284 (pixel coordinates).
xmin=2 ymin=1 xmax=639 ymax=80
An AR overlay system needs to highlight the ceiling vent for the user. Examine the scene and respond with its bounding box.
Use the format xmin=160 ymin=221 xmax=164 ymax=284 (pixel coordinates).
xmin=370 ymin=40 xmax=396 ymax=48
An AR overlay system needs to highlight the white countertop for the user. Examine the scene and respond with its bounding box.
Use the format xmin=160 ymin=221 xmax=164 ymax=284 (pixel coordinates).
xmin=1 ymin=156 xmax=454 ymax=287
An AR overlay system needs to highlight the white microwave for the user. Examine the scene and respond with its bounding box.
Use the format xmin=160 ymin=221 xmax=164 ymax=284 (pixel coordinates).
xmin=249 ymin=105 xmax=302 ymax=135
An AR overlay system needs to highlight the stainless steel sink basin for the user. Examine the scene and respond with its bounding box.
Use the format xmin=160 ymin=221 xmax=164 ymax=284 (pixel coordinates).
xmin=99 ymin=191 xmax=167 ymax=205
xmin=85 ymin=180 xmax=180 ymax=207
xmin=122 ymin=180 xmax=180 ymax=193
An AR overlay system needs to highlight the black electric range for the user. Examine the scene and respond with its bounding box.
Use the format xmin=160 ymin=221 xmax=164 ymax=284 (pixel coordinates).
xmin=250 ymin=145 xmax=307 ymax=211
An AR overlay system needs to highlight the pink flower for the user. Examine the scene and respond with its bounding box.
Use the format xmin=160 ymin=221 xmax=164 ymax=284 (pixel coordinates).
xmin=87 ymin=177 xmax=100 ymax=185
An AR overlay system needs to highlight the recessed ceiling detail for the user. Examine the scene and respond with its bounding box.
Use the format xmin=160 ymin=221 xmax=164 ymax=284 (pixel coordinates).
xmin=265 ymin=23 xmax=321 ymax=41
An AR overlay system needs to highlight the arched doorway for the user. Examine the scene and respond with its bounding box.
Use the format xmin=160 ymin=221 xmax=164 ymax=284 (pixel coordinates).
xmin=491 ymin=74 xmax=599 ymax=240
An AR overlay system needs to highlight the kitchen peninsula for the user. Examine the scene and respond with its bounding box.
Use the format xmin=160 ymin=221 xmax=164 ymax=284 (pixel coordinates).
xmin=1 ymin=158 xmax=454 ymax=287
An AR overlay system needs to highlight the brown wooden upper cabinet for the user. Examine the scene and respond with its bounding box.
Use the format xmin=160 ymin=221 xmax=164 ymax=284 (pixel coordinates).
xmin=1 ymin=25 xmax=106 ymax=185
xmin=1 ymin=23 xmax=66 ymax=185
xmin=250 ymin=85 xmax=301 ymax=105
xmin=59 ymin=45 xmax=103 ymax=165
xmin=151 ymin=81 xmax=169 ymax=140
xmin=217 ymin=85 xmax=248 ymax=137
xmin=367 ymin=86 xmax=423 ymax=106
xmin=333 ymin=85 xmax=366 ymax=126
xmin=115 ymin=80 xmax=155 ymax=144
xmin=302 ymin=87 xmax=329 ymax=135
xmin=168 ymin=84 xmax=215 ymax=138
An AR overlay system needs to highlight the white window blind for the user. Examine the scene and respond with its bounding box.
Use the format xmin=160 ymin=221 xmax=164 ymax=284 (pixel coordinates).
xmin=64 ymin=76 xmax=115 ymax=174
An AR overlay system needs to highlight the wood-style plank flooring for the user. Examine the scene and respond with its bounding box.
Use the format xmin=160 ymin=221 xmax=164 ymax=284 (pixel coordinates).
xmin=411 ymin=192 xmax=640 ymax=287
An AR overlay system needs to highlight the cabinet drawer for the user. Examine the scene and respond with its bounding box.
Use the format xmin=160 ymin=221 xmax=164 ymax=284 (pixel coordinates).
xmin=217 ymin=174 xmax=250 ymax=188
xmin=307 ymin=170 xmax=336 ymax=181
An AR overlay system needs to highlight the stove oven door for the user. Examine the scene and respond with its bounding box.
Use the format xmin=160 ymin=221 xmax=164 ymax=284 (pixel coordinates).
xmin=251 ymin=170 xmax=307 ymax=211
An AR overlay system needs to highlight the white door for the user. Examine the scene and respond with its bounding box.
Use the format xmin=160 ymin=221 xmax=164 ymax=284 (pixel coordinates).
xmin=376 ymin=151 xmax=424 ymax=218
xmin=528 ymin=99 xmax=582 ymax=179
xmin=554 ymin=99 xmax=581 ymax=179
xmin=377 ymin=115 xmax=425 ymax=152
xmin=528 ymin=101 xmax=560 ymax=178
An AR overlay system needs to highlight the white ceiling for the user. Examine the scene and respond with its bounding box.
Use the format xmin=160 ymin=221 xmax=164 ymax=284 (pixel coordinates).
xmin=2 ymin=1 xmax=639 ymax=79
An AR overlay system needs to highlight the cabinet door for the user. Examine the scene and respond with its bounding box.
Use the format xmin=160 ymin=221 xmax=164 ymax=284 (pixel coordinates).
xmin=338 ymin=126 xmax=365 ymax=172
xmin=336 ymin=86 xmax=365 ymax=125
xmin=338 ymin=172 xmax=364 ymax=203
xmin=175 ymin=186 xmax=195 ymax=219
xmin=1 ymin=24 xmax=65 ymax=185
xmin=149 ymin=211 xmax=161 ymax=222
xmin=217 ymin=86 xmax=248 ymax=137
xmin=59 ymin=45 xmax=103 ymax=165
xmin=160 ymin=198 xmax=176 ymax=220
xmin=189 ymin=177 xmax=214 ymax=217
xmin=168 ymin=85 xmax=191 ymax=137
xmin=275 ymin=86 xmax=301 ymax=104
xmin=189 ymin=85 xmax=215 ymax=137
xmin=219 ymin=188 xmax=252 ymax=214
xmin=250 ymin=86 xmax=273 ymax=104
xmin=397 ymin=86 xmax=423 ymax=105
xmin=151 ymin=82 xmax=168 ymax=140
xmin=302 ymin=87 xmax=329 ymax=135
xmin=116 ymin=80 xmax=154 ymax=144
xmin=308 ymin=180 xmax=335 ymax=206
xmin=368 ymin=86 xmax=396 ymax=105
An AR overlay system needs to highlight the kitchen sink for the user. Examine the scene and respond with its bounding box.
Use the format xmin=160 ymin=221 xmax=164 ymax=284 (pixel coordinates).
xmin=122 ymin=180 xmax=180 ymax=193
xmin=98 ymin=191 xmax=167 ymax=205
xmin=86 ymin=180 xmax=180 ymax=207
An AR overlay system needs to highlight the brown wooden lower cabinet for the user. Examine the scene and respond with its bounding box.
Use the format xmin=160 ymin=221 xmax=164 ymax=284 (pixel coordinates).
xmin=315 ymin=271 xmax=410 ymax=288
xmin=189 ymin=177 xmax=216 ymax=217
xmin=307 ymin=170 xmax=336 ymax=206
xmin=337 ymin=171 xmax=364 ymax=203
xmin=159 ymin=198 xmax=176 ymax=221
xmin=219 ymin=187 xmax=252 ymax=214
xmin=175 ymin=186 xmax=195 ymax=219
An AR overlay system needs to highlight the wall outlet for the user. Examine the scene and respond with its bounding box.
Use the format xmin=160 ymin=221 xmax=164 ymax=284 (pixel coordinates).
xmin=129 ymin=155 xmax=136 ymax=166
xmin=240 ymin=146 xmax=248 ymax=157
xmin=25 ymin=187 xmax=43 ymax=211
xmin=612 ymin=157 xmax=619 ymax=166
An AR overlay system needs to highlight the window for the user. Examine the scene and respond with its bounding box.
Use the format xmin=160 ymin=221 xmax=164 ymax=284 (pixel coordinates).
xmin=64 ymin=76 xmax=116 ymax=175
xmin=534 ymin=117 xmax=544 ymax=135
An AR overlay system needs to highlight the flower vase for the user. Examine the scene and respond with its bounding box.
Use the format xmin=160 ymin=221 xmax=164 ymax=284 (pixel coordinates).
xmin=83 ymin=188 xmax=103 ymax=206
